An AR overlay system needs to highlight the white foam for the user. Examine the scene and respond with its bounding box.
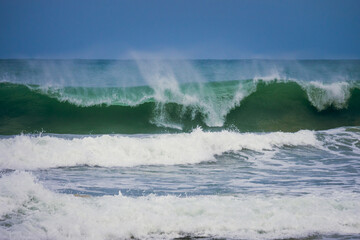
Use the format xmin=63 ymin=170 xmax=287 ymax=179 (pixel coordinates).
xmin=304 ymin=81 xmax=352 ymax=110
xmin=251 ymin=78 xmax=355 ymax=111
xmin=36 ymin=85 xmax=153 ymax=107
xmin=0 ymin=128 xmax=319 ymax=170
xmin=1 ymin=171 xmax=359 ymax=240
xmin=318 ymin=127 xmax=360 ymax=157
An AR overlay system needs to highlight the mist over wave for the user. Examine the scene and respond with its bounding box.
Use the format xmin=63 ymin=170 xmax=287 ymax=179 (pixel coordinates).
xmin=1 ymin=79 xmax=359 ymax=134
xmin=1 ymin=59 xmax=360 ymax=134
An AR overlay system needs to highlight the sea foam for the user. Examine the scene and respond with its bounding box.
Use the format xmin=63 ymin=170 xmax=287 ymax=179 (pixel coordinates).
xmin=0 ymin=128 xmax=319 ymax=170
xmin=0 ymin=171 xmax=359 ymax=240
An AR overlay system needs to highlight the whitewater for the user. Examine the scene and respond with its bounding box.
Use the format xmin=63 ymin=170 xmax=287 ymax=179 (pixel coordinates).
xmin=0 ymin=59 xmax=360 ymax=239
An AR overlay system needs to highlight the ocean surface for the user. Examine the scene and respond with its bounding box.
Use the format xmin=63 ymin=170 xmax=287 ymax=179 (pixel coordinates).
xmin=0 ymin=59 xmax=360 ymax=240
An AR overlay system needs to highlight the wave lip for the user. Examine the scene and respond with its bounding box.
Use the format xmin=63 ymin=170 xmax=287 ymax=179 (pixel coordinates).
xmin=1 ymin=171 xmax=360 ymax=240
xmin=35 ymin=79 xmax=360 ymax=127
xmin=304 ymin=81 xmax=353 ymax=110
xmin=0 ymin=128 xmax=319 ymax=170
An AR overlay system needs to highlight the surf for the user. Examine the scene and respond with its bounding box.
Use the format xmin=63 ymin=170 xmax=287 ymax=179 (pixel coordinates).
xmin=0 ymin=127 xmax=321 ymax=169
xmin=1 ymin=171 xmax=360 ymax=240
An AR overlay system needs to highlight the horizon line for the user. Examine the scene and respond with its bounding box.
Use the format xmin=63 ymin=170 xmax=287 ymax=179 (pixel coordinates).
xmin=1 ymin=58 xmax=360 ymax=61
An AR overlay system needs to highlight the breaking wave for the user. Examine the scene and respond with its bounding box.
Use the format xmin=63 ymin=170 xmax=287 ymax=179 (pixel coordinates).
xmin=0 ymin=79 xmax=359 ymax=134
xmin=0 ymin=127 xmax=319 ymax=169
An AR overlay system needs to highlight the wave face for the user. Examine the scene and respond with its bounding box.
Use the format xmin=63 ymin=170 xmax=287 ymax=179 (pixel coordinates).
xmin=0 ymin=80 xmax=359 ymax=134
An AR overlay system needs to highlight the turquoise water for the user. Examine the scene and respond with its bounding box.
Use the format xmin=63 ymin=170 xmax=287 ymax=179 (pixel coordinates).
xmin=0 ymin=60 xmax=360 ymax=239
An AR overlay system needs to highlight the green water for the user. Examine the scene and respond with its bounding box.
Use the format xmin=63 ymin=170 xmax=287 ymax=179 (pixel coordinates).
xmin=1 ymin=80 xmax=359 ymax=134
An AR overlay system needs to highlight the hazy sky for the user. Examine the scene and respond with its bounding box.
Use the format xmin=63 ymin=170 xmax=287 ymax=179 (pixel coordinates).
xmin=1 ymin=0 xmax=359 ymax=59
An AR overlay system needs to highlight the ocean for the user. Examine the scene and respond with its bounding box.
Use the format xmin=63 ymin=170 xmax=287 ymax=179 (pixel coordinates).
xmin=0 ymin=59 xmax=359 ymax=240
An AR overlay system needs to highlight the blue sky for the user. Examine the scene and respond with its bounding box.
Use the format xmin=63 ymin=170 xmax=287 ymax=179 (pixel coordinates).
xmin=1 ymin=0 xmax=359 ymax=59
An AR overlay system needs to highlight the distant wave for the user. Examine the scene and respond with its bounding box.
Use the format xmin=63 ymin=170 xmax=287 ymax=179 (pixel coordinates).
xmin=0 ymin=79 xmax=360 ymax=134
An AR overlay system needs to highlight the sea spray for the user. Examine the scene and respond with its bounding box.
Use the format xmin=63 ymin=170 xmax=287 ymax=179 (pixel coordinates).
xmin=1 ymin=79 xmax=360 ymax=134
xmin=2 ymin=59 xmax=359 ymax=134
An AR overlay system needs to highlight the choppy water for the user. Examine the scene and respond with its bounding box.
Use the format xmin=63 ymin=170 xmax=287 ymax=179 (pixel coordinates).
xmin=0 ymin=60 xmax=360 ymax=239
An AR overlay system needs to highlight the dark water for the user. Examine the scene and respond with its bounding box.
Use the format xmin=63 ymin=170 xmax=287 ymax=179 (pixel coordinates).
xmin=0 ymin=80 xmax=360 ymax=134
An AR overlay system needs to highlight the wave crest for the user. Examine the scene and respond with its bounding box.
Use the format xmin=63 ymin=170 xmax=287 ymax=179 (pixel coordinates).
xmin=0 ymin=79 xmax=360 ymax=134
xmin=0 ymin=128 xmax=318 ymax=169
